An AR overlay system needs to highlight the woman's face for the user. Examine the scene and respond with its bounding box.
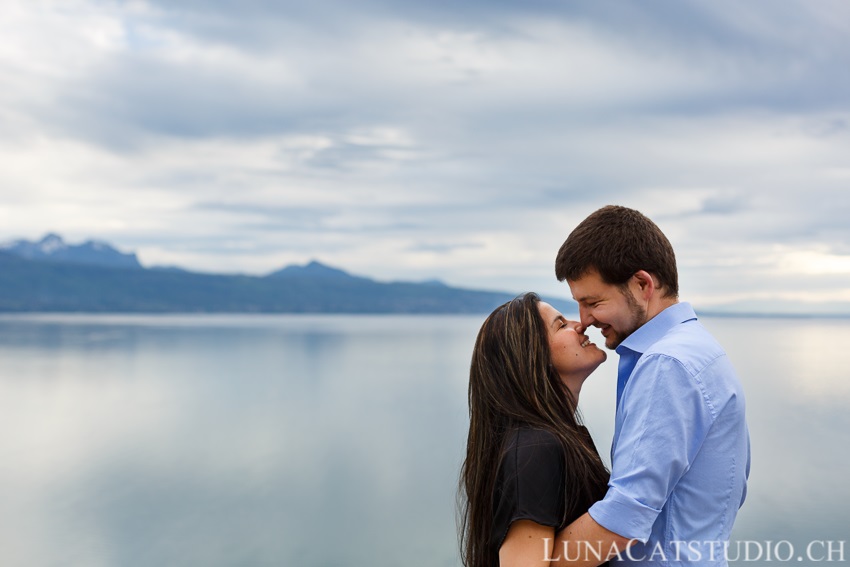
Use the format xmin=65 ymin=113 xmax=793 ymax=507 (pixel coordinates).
xmin=537 ymin=301 xmax=607 ymax=396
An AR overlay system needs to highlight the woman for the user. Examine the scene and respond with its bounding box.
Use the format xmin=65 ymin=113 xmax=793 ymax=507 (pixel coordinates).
xmin=459 ymin=292 xmax=609 ymax=567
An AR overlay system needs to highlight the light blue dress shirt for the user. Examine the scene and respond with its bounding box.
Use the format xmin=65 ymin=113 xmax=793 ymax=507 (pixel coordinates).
xmin=588 ymin=303 xmax=750 ymax=566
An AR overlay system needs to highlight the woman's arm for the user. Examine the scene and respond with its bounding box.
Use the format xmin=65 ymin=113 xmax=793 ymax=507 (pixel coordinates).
xmin=500 ymin=517 xmax=632 ymax=567
xmin=499 ymin=520 xmax=555 ymax=567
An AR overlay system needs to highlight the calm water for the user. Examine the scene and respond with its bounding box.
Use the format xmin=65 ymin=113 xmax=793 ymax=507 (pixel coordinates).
xmin=0 ymin=314 xmax=848 ymax=566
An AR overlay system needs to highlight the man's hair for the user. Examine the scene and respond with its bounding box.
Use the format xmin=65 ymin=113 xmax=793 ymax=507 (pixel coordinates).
xmin=555 ymin=205 xmax=679 ymax=298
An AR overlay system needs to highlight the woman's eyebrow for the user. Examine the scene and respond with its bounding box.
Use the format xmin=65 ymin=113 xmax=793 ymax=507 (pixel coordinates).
xmin=552 ymin=314 xmax=566 ymax=329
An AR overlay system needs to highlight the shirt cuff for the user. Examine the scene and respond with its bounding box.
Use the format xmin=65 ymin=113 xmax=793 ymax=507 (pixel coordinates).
xmin=588 ymin=486 xmax=661 ymax=543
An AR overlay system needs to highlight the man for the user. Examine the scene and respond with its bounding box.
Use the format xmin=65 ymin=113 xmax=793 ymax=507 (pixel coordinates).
xmin=552 ymin=205 xmax=750 ymax=566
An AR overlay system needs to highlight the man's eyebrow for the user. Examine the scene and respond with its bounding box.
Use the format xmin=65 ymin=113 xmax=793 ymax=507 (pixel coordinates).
xmin=573 ymin=295 xmax=597 ymax=304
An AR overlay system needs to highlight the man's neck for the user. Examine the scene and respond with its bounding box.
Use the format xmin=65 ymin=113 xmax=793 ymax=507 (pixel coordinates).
xmin=645 ymin=296 xmax=679 ymax=323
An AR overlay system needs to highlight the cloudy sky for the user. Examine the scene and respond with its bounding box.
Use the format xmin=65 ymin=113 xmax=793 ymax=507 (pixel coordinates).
xmin=1 ymin=0 xmax=849 ymax=312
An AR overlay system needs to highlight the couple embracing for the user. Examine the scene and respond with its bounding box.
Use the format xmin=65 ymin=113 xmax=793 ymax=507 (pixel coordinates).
xmin=460 ymin=206 xmax=751 ymax=567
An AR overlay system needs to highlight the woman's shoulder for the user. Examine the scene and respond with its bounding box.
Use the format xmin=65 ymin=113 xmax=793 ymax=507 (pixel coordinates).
xmin=501 ymin=427 xmax=565 ymax=470
xmin=505 ymin=426 xmax=562 ymax=447
xmin=491 ymin=427 xmax=569 ymax=553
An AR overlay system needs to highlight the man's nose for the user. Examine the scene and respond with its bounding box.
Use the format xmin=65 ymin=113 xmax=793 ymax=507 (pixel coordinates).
xmin=578 ymin=305 xmax=594 ymax=330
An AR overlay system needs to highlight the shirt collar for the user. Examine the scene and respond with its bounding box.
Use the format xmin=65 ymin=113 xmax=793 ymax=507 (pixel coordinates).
xmin=615 ymin=302 xmax=697 ymax=356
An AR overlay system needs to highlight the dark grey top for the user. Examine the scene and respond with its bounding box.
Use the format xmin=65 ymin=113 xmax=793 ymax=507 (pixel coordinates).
xmin=491 ymin=427 xmax=567 ymax=551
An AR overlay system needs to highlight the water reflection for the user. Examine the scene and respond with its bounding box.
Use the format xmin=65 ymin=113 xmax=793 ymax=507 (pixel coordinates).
xmin=0 ymin=315 xmax=477 ymax=566
xmin=0 ymin=314 xmax=847 ymax=566
xmin=702 ymin=317 xmax=850 ymax=556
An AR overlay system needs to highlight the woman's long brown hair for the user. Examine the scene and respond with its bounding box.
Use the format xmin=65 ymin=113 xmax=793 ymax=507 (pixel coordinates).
xmin=459 ymin=293 xmax=609 ymax=567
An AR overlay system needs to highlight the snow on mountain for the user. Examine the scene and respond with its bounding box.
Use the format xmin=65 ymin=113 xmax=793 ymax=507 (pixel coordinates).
xmin=1 ymin=234 xmax=142 ymax=269
xmin=38 ymin=233 xmax=67 ymax=254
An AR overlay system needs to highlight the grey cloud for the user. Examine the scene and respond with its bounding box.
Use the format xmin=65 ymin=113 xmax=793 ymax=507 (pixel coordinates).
xmin=304 ymin=142 xmax=420 ymax=172
xmin=700 ymin=194 xmax=750 ymax=215
xmin=826 ymin=242 xmax=850 ymax=256
xmin=192 ymin=202 xmax=338 ymax=226
xmin=49 ymin=58 xmax=333 ymax=144
xmin=405 ymin=241 xmax=484 ymax=254
xmin=232 ymin=220 xmax=425 ymax=235
xmin=138 ymin=0 xmax=829 ymax=51
xmin=139 ymin=0 xmax=850 ymax=89
xmin=32 ymin=0 xmax=850 ymax=151
xmin=804 ymin=117 xmax=850 ymax=138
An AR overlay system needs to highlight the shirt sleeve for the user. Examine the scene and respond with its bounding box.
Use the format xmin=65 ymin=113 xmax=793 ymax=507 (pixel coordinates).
xmin=740 ymin=431 xmax=751 ymax=508
xmin=491 ymin=429 xmax=565 ymax=550
xmin=588 ymin=354 xmax=716 ymax=542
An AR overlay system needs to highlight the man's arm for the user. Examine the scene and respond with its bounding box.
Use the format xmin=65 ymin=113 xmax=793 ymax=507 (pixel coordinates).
xmin=550 ymin=513 xmax=634 ymax=567
xmin=586 ymin=355 xmax=714 ymax=543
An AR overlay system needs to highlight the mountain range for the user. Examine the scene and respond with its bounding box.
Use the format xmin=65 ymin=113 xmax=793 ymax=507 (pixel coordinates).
xmin=2 ymin=233 xmax=142 ymax=269
xmin=0 ymin=234 xmax=560 ymax=314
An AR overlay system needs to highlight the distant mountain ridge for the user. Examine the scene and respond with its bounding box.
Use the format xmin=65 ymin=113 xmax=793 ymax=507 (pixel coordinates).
xmin=1 ymin=234 xmax=843 ymax=317
xmin=268 ymin=260 xmax=363 ymax=280
xmin=0 ymin=234 xmax=561 ymax=314
xmin=2 ymin=234 xmax=142 ymax=270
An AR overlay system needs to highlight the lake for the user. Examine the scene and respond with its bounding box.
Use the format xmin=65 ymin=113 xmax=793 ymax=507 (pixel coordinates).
xmin=0 ymin=313 xmax=848 ymax=566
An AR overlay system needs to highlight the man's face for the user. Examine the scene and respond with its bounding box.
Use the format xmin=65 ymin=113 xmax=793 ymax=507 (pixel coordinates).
xmin=568 ymin=269 xmax=647 ymax=349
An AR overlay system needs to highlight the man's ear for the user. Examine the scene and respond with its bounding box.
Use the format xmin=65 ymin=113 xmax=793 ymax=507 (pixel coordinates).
xmin=631 ymin=270 xmax=657 ymax=300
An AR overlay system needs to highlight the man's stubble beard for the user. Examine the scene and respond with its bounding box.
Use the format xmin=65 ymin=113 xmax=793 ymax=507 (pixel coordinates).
xmin=606 ymin=287 xmax=647 ymax=350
